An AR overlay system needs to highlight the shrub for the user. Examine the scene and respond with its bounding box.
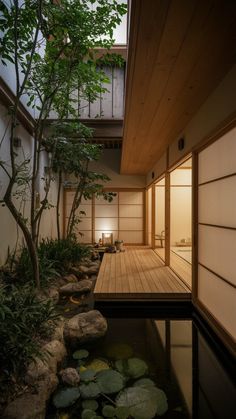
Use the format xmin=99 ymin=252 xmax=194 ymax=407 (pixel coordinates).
xmin=38 ymin=238 xmax=91 ymax=274
xmin=14 ymin=247 xmax=59 ymax=287
xmin=0 ymin=284 xmax=58 ymax=378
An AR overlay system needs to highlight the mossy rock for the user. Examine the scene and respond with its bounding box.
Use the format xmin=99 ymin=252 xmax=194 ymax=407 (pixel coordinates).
xmin=73 ymin=349 xmax=89 ymax=360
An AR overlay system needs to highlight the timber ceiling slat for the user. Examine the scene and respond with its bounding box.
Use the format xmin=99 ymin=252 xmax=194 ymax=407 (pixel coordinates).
xmin=121 ymin=0 xmax=236 ymax=174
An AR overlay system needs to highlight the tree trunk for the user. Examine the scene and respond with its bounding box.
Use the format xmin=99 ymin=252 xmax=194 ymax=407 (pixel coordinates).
xmin=56 ymin=170 xmax=62 ymax=240
xmin=4 ymin=196 xmax=41 ymax=289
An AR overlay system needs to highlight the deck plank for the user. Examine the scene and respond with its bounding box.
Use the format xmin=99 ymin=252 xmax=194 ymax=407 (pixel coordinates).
xmin=94 ymin=247 xmax=191 ymax=301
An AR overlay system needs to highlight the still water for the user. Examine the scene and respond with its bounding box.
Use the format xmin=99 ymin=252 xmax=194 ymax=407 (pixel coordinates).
xmin=47 ymin=315 xmax=236 ymax=419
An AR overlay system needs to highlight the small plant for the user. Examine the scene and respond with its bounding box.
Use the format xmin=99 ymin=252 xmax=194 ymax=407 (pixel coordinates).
xmin=13 ymin=247 xmax=59 ymax=287
xmin=38 ymin=238 xmax=91 ymax=274
xmin=0 ymin=284 xmax=58 ymax=379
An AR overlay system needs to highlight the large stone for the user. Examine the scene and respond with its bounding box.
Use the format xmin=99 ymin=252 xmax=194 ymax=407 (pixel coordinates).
xmin=59 ymin=280 xmax=93 ymax=296
xmin=64 ymin=310 xmax=107 ymax=347
xmin=42 ymin=340 xmax=67 ymax=373
xmin=3 ymin=373 xmax=58 ymax=419
xmin=59 ymin=368 xmax=80 ymax=386
xmin=25 ymin=339 xmax=66 ymax=385
xmin=63 ymin=274 xmax=78 ymax=283
xmin=79 ymin=265 xmax=99 ymax=276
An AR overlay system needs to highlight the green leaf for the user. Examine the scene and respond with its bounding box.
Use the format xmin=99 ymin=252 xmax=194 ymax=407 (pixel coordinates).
xmin=80 ymin=369 xmax=96 ymax=383
xmin=81 ymin=409 xmax=97 ymax=419
xmin=73 ymin=348 xmax=89 ymax=360
xmin=82 ymin=400 xmax=99 ymax=411
xmin=79 ymin=382 xmax=101 ymax=399
xmin=102 ymin=405 xmax=116 ymax=417
xmin=116 ymin=387 xmax=168 ymax=418
xmin=133 ymin=378 xmax=156 ymax=388
xmin=96 ymin=369 xmax=125 ymax=395
xmin=115 ymin=358 xmax=148 ymax=379
xmin=53 ymin=387 xmax=80 ymax=408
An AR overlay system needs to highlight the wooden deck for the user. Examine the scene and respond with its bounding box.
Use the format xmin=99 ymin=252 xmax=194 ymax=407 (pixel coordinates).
xmin=94 ymin=247 xmax=191 ymax=301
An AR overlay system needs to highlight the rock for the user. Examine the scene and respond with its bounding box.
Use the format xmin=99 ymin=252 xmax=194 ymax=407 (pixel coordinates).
xmin=25 ymin=358 xmax=50 ymax=385
xmin=59 ymin=368 xmax=80 ymax=386
xmin=46 ymin=287 xmax=59 ymax=304
xmin=64 ymin=310 xmax=107 ymax=347
xmin=63 ymin=274 xmax=78 ymax=283
xmin=79 ymin=265 xmax=99 ymax=276
xmin=25 ymin=339 xmax=66 ymax=385
xmin=3 ymin=373 xmax=58 ymax=419
xmin=59 ymin=280 xmax=93 ymax=296
xmin=51 ymin=318 xmax=65 ymax=342
xmin=42 ymin=340 xmax=67 ymax=373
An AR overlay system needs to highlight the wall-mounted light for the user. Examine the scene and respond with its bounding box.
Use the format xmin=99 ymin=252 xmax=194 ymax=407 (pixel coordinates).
xmin=102 ymin=232 xmax=113 ymax=246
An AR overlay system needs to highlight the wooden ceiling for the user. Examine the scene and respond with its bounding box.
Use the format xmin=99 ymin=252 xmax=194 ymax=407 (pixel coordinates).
xmin=121 ymin=0 xmax=236 ymax=174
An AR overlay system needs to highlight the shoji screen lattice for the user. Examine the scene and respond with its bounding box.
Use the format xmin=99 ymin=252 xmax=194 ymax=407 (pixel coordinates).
xmin=64 ymin=189 xmax=144 ymax=245
xmin=197 ymin=127 xmax=236 ymax=342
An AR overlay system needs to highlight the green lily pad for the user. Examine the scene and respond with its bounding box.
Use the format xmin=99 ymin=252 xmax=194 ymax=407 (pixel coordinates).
xmin=80 ymin=369 xmax=96 ymax=383
xmin=102 ymin=405 xmax=116 ymax=417
xmin=96 ymin=369 xmax=125 ymax=394
xmin=86 ymin=358 xmax=110 ymax=372
xmin=82 ymin=400 xmax=99 ymax=411
xmin=79 ymin=382 xmax=101 ymax=399
xmin=116 ymin=386 xmax=167 ymax=419
xmin=133 ymin=378 xmax=156 ymax=388
xmin=115 ymin=406 xmax=130 ymax=419
xmin=116 ymin=358 xmax=148 ymax=379
xmin=73 ymin=349 xmax=89 ymax=360
xmin=81 ymin=409 xmax=97 ymax=419
xmin=152 ymin=387 xmax=168 ymax=416
xmin=53 ymin=387 xmax=80 ymax=408
xmin=106 ymin=343 xmax=133 ymax=360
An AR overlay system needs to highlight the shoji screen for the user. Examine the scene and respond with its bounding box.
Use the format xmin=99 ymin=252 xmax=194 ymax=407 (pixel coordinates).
xmin=197 ymin=127 xmax=236 ymax=343
xmin=64 ymin=191 xmax=92 ymax=243
xmin=119 ymin=191 xmax=144 ymax=244
xmin=94 ymin=194 xmax=119 ymax=243
xmin=147 ymin=187 xmax=152 ymax=246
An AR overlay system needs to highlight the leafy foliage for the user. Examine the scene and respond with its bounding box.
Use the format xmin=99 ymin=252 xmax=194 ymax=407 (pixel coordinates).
xmin=53 ymin=387 xmax=80 ymax=408
xmin=38 ymin=238 xmax=91 ymax=274
xmin=0 ymin=0 xmax=127 ymax=287
xmin=0 ymin=284 xmax=58 ymax=378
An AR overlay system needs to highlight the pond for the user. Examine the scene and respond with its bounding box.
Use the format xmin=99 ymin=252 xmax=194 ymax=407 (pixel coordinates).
xmin=46 ymin=314 xmax=236 ymax=419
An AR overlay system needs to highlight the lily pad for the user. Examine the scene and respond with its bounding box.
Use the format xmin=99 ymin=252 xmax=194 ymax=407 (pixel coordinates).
xmin=86 ymin=358 xmax=110 ymax=372
xmin=115 ymin=406 xmax=130 ymax=419
xmin=96 ymin=369 xmax=125 ymax=394
xmin=53 ymin=387 xmax=80 ymax=408
xmin=106 ymin=343 xmax=133 ymax=360
xmin=80 ymin=369 xmax=96 ymax=383
xmin=73 ymin=349 xmax=89 ymax=360
xmin=79 ymin=382 xmax=101 ymax=399
xmin=102 ymin=405 xmax=116 ymax=417
xmin=133 ymin=378 xmax=156 ymax=388
xmin=116 ymin=386 xmax=165 ymax=419
xmin=115 ymin=358 xmax=148 ymax=379
xmin=81 ymin=409 xmax=97 ymax=419
xmin=152 ymin=387 xmax=168 ymax=416
xmin=82 ymin=400 xmax=99 ymax=411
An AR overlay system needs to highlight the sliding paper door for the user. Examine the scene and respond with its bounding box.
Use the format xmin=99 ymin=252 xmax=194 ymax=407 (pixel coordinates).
xmin=197 ymin=126 xmax=236 ymax=345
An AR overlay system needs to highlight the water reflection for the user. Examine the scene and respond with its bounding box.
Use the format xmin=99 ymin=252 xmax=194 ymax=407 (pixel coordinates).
xmin=46 ymin=317 xmax=236 ymax=419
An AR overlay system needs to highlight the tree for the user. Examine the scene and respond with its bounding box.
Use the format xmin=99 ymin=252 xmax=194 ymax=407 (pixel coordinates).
xmin=0 ymin=0 xmax=127 ymax=287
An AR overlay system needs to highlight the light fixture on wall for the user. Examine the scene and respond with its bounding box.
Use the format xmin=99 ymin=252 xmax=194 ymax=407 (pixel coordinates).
xmin=102 ymin=232 xmax=113 ymax=246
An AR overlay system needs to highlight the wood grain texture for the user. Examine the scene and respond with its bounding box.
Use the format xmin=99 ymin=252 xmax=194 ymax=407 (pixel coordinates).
xmin=94 ymin=247 xmax=191 ymax=300
xmin=121 ymin=0 xmax=236 ymax=174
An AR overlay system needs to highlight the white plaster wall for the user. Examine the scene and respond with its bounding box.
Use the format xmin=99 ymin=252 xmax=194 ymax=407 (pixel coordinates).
xmin=0 ymin=103 xmax=62 ymax=265
xmin=89 ymin=149 xmax=146 ymax=188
